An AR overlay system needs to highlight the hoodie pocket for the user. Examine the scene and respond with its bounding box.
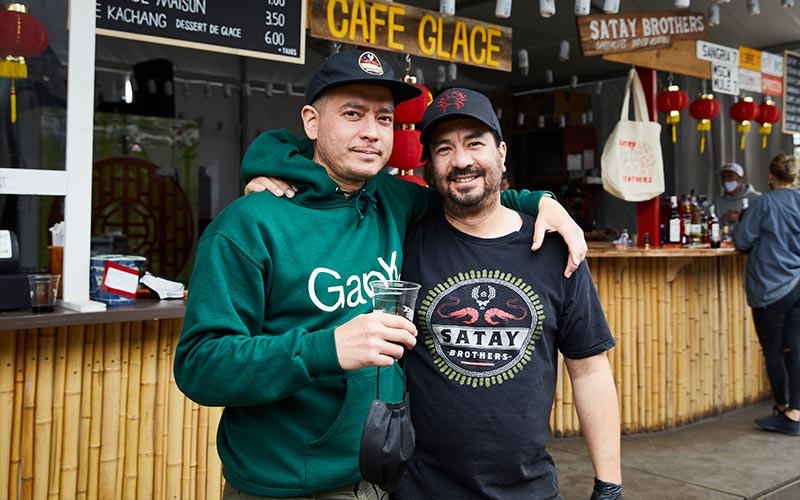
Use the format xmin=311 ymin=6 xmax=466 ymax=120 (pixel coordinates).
xmin=303 ymin=365 xmax=404 ymax=489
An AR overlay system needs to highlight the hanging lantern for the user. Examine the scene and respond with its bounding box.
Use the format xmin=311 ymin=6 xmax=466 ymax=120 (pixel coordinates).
xmin=688 ymin=93 xmax=720 ymax=154
xmin=728 ymin=96 xmax=760 ymax=150
xmin=0 ymin=3 xmax=49 ymax=123
xmin=656 ymin=84 xmax=689 ymax=143
xmin=756 ymin=98 xmax=781 ymax=149
xmin=389 ymin=74 xmax=432 ymax=186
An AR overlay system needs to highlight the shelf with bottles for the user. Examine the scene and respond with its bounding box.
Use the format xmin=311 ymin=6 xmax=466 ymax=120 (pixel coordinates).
xmin=660 ymin=191 xmax=723 ymax=249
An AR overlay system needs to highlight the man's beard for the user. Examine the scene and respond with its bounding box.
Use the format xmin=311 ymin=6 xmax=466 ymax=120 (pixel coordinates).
xmin=436 ymin=167 xmax=501 ymax=217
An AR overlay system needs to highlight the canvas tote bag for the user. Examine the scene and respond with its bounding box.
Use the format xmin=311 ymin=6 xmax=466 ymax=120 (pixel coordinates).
xmin=601 ymin=68 xmax=665 ymax=202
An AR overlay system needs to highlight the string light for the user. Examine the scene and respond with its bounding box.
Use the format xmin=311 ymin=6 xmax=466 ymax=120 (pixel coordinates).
xmin=495 ymin=0 xmax=512 ymax=18
xmin=447 ymin=62 xmax=457 ymax=81
xmin=540 ymin=0 xmax=556 ymax=17
xmin=574 ymin=0 xmax=590 ymax=15
xmin=544 ymin=69 xmax=554 ymax=83
xmin=516 ymin=112 xmax=525 ymax=126
xmin=559 ymin=40 xmax=570 ymax=61
xmin=595 ymin=81 xmax=603 ymax=94
xmin=518 ymin=49 xmax=529 ymax=77
xmin=414 ymin=67 xmax=425 ymax=85
xmin=264 ymin=81 xmax=273 ymax=98
xmin=570 ymin=75 xmax=578 ymax=88
xmin=242 ymin=82 xmax=252 ymax=98
xmin=440 ymin=0 xmax=455 ymax=16
xmin=603 ymin=0 xmax=620 ymax=14
xmin=537 ymin=115 xmax=546 ymax=128
xmin=708 ymin=4 xmax=720 ymax=26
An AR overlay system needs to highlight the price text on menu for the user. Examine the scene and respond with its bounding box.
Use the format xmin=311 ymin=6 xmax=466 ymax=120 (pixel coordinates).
xmin=783 ymin=51 xmax=800 ymax=134
xmin=96 ymin=0 xmax=305 ymax=64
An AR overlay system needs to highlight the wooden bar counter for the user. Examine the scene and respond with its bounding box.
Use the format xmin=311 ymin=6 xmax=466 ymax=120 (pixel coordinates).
xmin=0 ymin=300 xmax=226 ymax=500
xmin=0 ymin=250 xmax=770 ymax=499
xmin=552 ymin=247 xmax=769 ymax=437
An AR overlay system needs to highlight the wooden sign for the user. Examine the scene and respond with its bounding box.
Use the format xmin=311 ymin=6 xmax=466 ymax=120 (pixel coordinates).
xmin=783 ymin=51 xmax=800 ymax=134
xmin=96 ymin=0 xmax=306 ymax=64
xmin=578 ymin=11 xmax=706 ymax=57
xmin=309 ymin=0 xmax=512 ymax=71
xmin=603 ymin=40 xmax=710 ymax=80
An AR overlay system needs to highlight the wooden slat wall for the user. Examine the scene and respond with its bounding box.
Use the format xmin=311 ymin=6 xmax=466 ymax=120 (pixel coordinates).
xmin=551 ymin=253 xmax=770 ymax=436
xmin=0 ymin=253 xmax=770 ymax=498
xmin=0 ymin=319 xmax=224 ymax=500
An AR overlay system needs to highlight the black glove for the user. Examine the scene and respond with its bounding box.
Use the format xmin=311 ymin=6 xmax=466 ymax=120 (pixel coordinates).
xmin=589 ymin=477 xmax=623 ymax=500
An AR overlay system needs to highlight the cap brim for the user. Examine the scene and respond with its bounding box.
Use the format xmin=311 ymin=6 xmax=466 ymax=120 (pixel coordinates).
xmin=419 ymin=112 xmax=501 ymax=159
xmin=307 ymin=79 xmax=421 ymax=104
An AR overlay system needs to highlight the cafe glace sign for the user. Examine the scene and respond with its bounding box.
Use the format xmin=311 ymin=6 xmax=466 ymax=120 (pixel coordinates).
xmin=310 ymin=0 xmax=513 ymax=71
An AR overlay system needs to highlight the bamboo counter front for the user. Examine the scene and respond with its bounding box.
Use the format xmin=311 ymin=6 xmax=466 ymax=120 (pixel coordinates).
xmin=550 ymin=247 xmax=769 ymax=437
xmin=0 ymin=251 xmax=769 ymax=499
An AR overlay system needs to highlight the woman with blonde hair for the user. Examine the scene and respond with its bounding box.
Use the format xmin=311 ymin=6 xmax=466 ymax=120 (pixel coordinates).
xmin=734 ymin=152 xmax=800 ymax=436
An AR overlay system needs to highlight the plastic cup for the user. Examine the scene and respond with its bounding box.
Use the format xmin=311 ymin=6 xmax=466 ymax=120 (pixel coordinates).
xmin=371 ymin=280 xmax=421 ymax=321
xmin=28 ymin=274 xmax=60 ymax=313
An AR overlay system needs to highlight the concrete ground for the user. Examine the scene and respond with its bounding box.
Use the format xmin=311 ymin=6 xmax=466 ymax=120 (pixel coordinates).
xmin=551 ymin=401 xmax=800 ymax=499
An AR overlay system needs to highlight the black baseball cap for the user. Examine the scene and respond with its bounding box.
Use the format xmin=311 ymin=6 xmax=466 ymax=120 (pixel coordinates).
xmin=305 ymin=50 xmax=422 ymax=104
xmin=419 ymin=88 xmax=503 ymax=159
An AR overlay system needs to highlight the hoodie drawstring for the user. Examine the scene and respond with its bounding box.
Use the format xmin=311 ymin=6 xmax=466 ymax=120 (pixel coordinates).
xmin=336 ymin=187 xmax=378 ymax=226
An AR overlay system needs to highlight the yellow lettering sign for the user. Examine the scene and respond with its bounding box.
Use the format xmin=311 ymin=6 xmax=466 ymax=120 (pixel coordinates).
xmin=312 ymin=0 xmax=512 ymax=71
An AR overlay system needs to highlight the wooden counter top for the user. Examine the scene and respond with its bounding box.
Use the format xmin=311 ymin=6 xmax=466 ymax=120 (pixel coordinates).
xmin=0 ymin=298 xmax=186 ymax=330
xmin=588 ymin=247 xmax=740 ymax=258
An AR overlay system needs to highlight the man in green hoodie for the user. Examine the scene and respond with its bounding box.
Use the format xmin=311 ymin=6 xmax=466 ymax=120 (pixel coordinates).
xmin=175 ymin=50 xmax=586 ymax=499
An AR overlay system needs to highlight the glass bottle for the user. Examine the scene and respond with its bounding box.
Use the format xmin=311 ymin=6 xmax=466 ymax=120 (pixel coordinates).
xmin=708 ymin=205 xmax=721 ymax=248
xmin=668 ymin=195 xmax=681 ymax=244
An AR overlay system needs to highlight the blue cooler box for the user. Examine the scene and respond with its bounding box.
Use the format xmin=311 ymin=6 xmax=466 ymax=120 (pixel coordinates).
xmin=89 ymin=254 xmax=146 ymax=306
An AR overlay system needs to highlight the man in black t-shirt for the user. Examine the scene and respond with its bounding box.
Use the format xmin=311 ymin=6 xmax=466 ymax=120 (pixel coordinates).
xmin=393 ymin=88 xmax=622 ymax=500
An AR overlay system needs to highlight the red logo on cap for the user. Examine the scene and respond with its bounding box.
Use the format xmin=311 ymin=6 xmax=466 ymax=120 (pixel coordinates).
xmin=436 ymin=90 xmax=467 ymax=111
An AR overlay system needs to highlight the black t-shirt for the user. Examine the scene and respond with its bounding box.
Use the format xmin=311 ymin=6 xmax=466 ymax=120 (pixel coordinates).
xmin=393 ymin=212 xmax=615 ymax=500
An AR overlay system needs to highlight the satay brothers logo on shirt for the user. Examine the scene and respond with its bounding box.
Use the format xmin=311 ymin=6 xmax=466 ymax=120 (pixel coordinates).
xmin=419 ymin=270 xmax=544 ymax=388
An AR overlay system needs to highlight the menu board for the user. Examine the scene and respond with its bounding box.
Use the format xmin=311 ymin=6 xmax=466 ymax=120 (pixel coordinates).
xmin=784 ymin=51 xmax=800 ymax=134
xmin=96 ymin=0 xmax=305 ymax=64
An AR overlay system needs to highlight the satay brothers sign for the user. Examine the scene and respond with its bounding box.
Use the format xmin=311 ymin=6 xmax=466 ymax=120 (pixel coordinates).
xmin=310 ymin=0 xmax=512 ymax=71
xmin=577 ymin=10 xmax=706 ymax=56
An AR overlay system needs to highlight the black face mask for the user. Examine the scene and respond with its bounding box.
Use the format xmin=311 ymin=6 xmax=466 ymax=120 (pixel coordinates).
xmin=359 ymin=364 xmax=415 ymax=492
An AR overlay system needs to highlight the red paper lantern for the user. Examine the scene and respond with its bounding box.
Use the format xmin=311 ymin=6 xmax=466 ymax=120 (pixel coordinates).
xmin=756 ymin=99 xmax=781 ymax=149
xmin=729 ymin=96 xmax=760 ymax=150
xmin=656 ymin=85 xmax=689 ymax=143
xmin=688 ymin=93 xmax=720 ymax=154
xmin=389 ymin=76 xmax=430 ymax=187
xmin=395 ymin=82 xmax=432 ymax=124
xmin=0 ymin=3 xmax=49 ymax=123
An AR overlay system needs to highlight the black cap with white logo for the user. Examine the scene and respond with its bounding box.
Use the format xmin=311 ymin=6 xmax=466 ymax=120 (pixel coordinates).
xmin=419 ymin=88 xmax=503 ymax=159
xmin=305 ymin=50 xmax=422 ymax=105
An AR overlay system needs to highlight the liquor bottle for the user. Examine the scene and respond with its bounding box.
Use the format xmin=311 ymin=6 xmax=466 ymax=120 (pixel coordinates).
xmin=708 ymin=205 xmax=721 ymax=248
xmin=668 ymin=195 xmax=681 ymax=244
xmin=690 ymin=192 xmax=702 ymax=245
xmin=681 ymin=194 xmax=692 ymax=246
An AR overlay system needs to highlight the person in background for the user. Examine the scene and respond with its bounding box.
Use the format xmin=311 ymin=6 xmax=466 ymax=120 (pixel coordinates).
xmin=563 ymin=187 xmax=620 ymax=242
xmin=176 ymin=49 xmax=587 ymax=500
xmin=395 ymin=88 xmax=622 ymax=499
xmin=733 ymin=153 xmax=800 ymax=437
xmin=501 ymin=171 xmax=514 ymax=191
xmin=716 ymin=162 xmax=761 ymax=232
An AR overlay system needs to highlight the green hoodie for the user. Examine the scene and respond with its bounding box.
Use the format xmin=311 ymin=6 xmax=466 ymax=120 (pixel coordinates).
xmin=174 ymin=128 xmax=547 ymax=496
